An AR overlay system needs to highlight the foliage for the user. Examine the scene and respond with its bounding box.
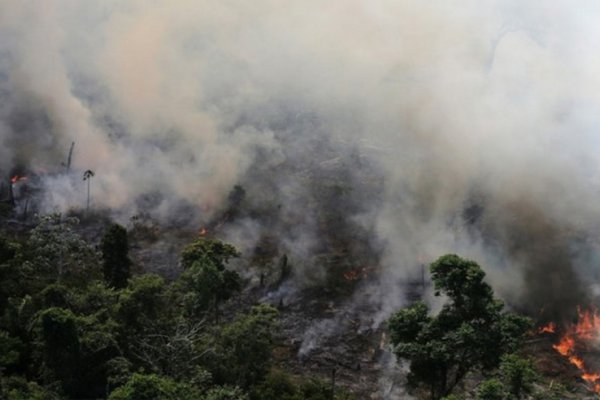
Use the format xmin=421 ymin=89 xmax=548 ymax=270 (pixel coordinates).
xmin=204 ymin=385 xmax=249 ymax=400
xmin=250 ymin=371 xmax=355 ymax=400
xmin=131 ymin=319 xmax=208 ymax=379
xmin=180 ymin=238 xmax=242 ymax=322
xmin=181 ymin=237 xmax=239 ymax=270
xmin=0 ymin=376 xmax=60 ymax=400
xmin=250 ymin=370 xmax=297 ymax=400
xmin=115 ymin=274 xmax=170 ymax=335
xmin=499 ymin=354 xmax=536 ymax=399
xmin=0 ymin=214 xmax=360 ymax=400
xmin=37 ymin=307 xmax=81 ymax=396
xmin=0 ymin=330 xmax=22 ymax=369
xmin=388 ymin=254 xmax=531 ymax=400
xmin=107 ymin=373 xmax=202 ymax=400
xmin=477 ymin=378 xmax=505 ymax=400
xmin=22 ymin=214 xmax=100 ymax=287
xmin=101 ymin=224 xmax=131 ymax=289
xmin=206 ymin=305 xmax=278 ymax=388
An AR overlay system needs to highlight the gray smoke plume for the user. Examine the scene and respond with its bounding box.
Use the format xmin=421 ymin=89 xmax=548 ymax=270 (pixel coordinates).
xmin=2 ymin=1 xmax=600 ymax=329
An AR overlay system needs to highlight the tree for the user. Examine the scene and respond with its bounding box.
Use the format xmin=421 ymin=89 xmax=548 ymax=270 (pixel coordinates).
xmin=206 ymin=305 xmax=278 ymax=388
xmin=0 ymin=236 xmax=22 ymax=313
xmin=204 ymin=386 xmax=249 ymax=400
xmin=38 ymin=307 xmax=81 ymax=396
xmin=115 ymin=274 xmax=170 ymax=337
xmin=181 ymin=237 xmax=239 ymax=270
xmin=101 ymin=224 xmax=132 ymax=289
xmin=0 ymin=330 xmax=22 ymax=371
xmin=0 ymin=376 xmax=60 ymax=400
xmin=83 ymin=169 xmax=94 ymax=212
xmin=477 ymin=379 xmax=505 ymax=400
xmin=132 ymin=319 xmax=209 ymax=380
xmin=180 ymin=238 xmax=241 ymax=322
xmin=23 ymin=214 xmax=101 ymax=287
xmin=107 ymin=373 xmax=202 ymax=400
xmin=499 ymin=354 xmax=536 ymax=399
xmin=388 ymin=255 xmax=531 ymax=400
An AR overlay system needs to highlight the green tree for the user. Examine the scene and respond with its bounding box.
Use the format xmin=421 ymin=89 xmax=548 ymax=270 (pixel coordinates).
xmin=499 ymin=354 xmax=536 ymax=399
xmin=101 ymin=224 xmax=132 ymax=289
xmin=207 ymin=304 xmax=278 ymax=388
xmin=181 ymin=238 xmax=239 ymax=270
xmin=477 ymin=379 xmax=505 ymax=400
xmin=115 ymin=274 xmax=170 ymax=338
xmin=0 ymin=330 xmax=22 ymax=371
xmin=0 ymin=376 xmax=60 ymax=400
xmin=38 ymin=307 xmax=81 ymax=396
xmin=180 ymin=238 xmax=241 ymax=322
xmin=204 ymin=385 xmax=249 ymax=400
xmin=250 ymin=370 xmax=297 ymax=400
xmin=388 ymin=255 xmax=531 ymax=400
xmin=23 ymin=214 xmax=100 ymax=288
xmin=107 ymin=373 xmax=202 ymax=400
xmin=0 ymin=236 xmax=21 ymax=312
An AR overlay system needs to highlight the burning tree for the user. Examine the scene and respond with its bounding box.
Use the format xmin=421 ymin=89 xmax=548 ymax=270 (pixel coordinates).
xmin=388 ymin=254 xmax=531 ymax=400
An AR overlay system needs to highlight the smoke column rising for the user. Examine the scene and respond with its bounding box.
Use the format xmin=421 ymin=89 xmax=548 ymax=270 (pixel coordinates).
xmin=2 ymin=0 xmax=600 ymax=322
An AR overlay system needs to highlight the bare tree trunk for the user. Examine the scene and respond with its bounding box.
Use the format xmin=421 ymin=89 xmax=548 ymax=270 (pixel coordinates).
xmin=86 ymin=179 xmax=90 ymax=212
xmin=66 ymin=141 xmax=75 ymax=173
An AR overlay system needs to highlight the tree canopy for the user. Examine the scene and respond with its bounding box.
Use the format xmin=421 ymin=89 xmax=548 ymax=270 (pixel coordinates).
xmin=101 ymin=224 xmax=132 ymax=289
xmin=388 ymin=254 xmax=531 ymax=400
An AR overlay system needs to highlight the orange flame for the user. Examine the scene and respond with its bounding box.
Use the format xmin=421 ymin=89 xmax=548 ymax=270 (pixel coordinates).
xmin=199 ymin=228 xmax=208 ymax=236
xmin=549 ymin=308 xmax=600 ymax=393
xmin=539 ymin=322 xmax=556 ymax=334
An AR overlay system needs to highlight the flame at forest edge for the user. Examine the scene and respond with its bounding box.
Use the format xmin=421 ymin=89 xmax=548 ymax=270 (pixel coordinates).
xmin=542 ymin=308 xmax=600 ymax=393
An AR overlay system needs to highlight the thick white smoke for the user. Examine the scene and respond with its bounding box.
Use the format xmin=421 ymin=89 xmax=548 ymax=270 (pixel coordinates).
xmin=2 ymin=0 xmax=600 ymax=322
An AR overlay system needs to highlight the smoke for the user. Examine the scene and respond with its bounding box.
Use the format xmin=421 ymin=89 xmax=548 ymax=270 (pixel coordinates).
xmin=2 ymin=0 xmax=600 ymax=344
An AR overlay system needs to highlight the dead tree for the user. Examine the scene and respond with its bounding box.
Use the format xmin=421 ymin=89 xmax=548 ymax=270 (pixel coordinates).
xmin=66 ymin=142 xmax=75 ymax=173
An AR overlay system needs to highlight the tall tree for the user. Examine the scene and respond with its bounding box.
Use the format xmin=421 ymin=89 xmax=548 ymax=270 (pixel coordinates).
xmin=180 ymin=238 xmax=241 ymax=322
xmin=388 ymin=254 xmax=531 ymax=400
xmin=83 ymin=169 xmax=95 ymax=212
xmin=39 ymin=307 xmax=81 ymax=396
xmin=101 ymin=224 xmax=132 ymax=289
xmin=24 ymin=214 xmax=101 ymax=287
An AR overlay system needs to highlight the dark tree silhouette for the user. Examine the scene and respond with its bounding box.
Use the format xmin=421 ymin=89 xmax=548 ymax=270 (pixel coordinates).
xmin=83 ymin=169 xmax=95 ymax=212
xmin=101 ymin=224 xmax=131 ymax=289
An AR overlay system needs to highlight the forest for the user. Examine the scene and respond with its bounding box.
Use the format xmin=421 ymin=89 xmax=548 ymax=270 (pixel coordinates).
xmin=3 ymin=1 xmax=600 ymax=399
xmin=0 ymin=211 xmax=587 ymax=400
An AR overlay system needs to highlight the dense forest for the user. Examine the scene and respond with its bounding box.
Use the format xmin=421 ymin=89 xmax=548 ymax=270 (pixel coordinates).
xmin=0 ymin=211 xmax=587 ymax=400
xmin=0 ymin=213 xmax=360 ymax=400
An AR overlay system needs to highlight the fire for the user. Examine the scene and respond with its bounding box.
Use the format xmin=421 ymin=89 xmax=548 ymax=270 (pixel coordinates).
xmin=343 ymin=266 xmax=373 ymax=281
xmin=548 ymin=308 xmax=600 ymax=393
xmin=199 ymin=227 xmax=208 ymax=236
xmin=10 ymin=175 xmax=28 ymax=184
xmin=539 ymin=322 xmax=556 ymax=334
